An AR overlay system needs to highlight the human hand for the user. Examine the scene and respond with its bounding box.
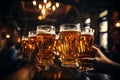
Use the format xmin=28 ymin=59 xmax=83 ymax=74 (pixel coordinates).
xmin=81 ymin=46 xmax=112 ymax=71
xmin=82 ymin=46 xmax=110 ymax=63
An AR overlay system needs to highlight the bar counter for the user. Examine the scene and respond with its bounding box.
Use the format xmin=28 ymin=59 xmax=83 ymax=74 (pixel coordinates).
xmin=2 ymin=63 xmax=113 ymax=80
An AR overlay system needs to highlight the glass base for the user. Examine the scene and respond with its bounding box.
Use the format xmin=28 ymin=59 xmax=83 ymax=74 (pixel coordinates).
xmin=79 ymin=66 xmax=94 ymax=72
xmin=61 ymin=62 xmax=79 ymax=68
xmin=79 ymin=63 xmax=94 ymax=72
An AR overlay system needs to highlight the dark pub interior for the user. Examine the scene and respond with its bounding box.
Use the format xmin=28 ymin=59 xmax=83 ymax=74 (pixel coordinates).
xmin=0 ymin=0 xmax=120 ymax=80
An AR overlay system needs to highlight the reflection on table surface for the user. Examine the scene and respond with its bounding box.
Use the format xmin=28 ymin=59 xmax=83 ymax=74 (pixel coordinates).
xmin=4 ymin=64 xmax=35 ymax=80
xmin=3 ymin=63 xmax=113 ymax=80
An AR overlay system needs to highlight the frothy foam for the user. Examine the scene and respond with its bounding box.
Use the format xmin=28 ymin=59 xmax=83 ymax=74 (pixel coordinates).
xmin=36 ymin=30 xmax=55 ymax=34
xmin=28 ymin=35 xmax=36 ymax=37
xmin=81 ymin=32 xmax=94 ymax=35
xmin=60 ymin=29 xmax=80 ymax=32
xmin=22 ymin=38 xmax=28 ymax=41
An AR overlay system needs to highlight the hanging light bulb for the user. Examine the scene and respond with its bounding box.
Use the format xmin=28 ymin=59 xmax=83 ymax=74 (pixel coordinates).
xmin=43 ymin=0 xmax=47 ymax=3
xmin=85 ymin=18 xmax=91 ymax=24
xmin=17 ymin=37 xmax=21 ymax=43
xmin=46 ymin=2 xmax=51 ymax=8
xmin=55 ymin=2 xmax=59 ymax=8
xmin=6 ymin=34 xmax=10 ymax=39
xmin=38 ymin=16 xmax=43 ymax=20
xmin=38 ymin=4 xmax=42 ymax=9
xmin=42 ymin=8 xmax=46 ymax=14
xmin=33 ymin=0 xmax=36 ymax=6
xmin=52 ymin=5 xmax=56 ymax=11
xmin=116 ymin=22 xmax=120 ymax=27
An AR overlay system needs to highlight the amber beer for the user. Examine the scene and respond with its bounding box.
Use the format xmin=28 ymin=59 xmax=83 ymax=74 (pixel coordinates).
xmin=35 ymin=25 xmax=56 ymax=71
xmin=58 ymin=30 xmax=81 ymax=67
xmin=28 ymin=31 xmax=36 ymax=53
xmin=79 ymin=28 xmax=94 ymax=71
xmin=21 ymin=37 xmax=29 ymax=61
xmin=35 ymin=33 xmax=55 ymax=67
xmin=28 ymin=36 xmax=36 ymax=50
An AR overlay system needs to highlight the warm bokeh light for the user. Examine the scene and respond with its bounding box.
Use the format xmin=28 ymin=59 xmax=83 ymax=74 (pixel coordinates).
xmin=41 ymin=8 xmax=46 ymax=14
xmin=115 ymin=22 xmax=120 ymax=27
xmin=85 ymin=18 xmax=91 ymax=24
xmin=6 ymin=34 xmax=10 ymax=39
xmin=38 ymin=16 xmax=43 ymax=20
xmin=46 ymin=2 xmax=51 ymax=8
xmin=32 ymin=0 xmax=60 ymax=19
xmin=17 ymin=37 xmax=21 ymax=43
xmin=56 ymin=52 xmax=59 ymax=56
xmin=55 ymin=2 xmax=59 ymax=8
xmin=17 ymin=27 xmax=21 ymax=31
xmin=100 ymin=10 xmax=108 ymax=17
xmin=52 ymin=5 xmax=56 ymax=11
xmin=38 ymin=4 xmax=42 ymax=9
xmin=33 ymin=0 xmax=37 ymax=6
xmin=43 ymin=0 xmax=47 ymax=3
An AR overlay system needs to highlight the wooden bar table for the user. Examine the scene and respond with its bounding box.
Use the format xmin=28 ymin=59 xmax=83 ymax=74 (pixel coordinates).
xmin=3 ymin=63 xmax=113 ymax=80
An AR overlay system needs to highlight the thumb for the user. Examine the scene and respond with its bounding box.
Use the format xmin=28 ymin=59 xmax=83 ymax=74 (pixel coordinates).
xmin=92 ymin=46 xmax=101 ymax=55
xmin=92 ymin=46 xmax=99 ymax=52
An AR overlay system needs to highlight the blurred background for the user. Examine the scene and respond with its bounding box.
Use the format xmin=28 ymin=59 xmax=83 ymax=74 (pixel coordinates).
xmin=0 ymin=0 xmax=120 ymax=79
xmin=0 ymin=0 xmax=120 ymax=57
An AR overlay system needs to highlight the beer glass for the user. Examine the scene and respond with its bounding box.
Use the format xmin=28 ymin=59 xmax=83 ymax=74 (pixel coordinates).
xmin=28 ymin=31 xmax=36 ymax=62
xmin=21 ymin=36 xmax=29 ymax=61
xmin=35 ymin=25 xmax=56 ymax=71
xmin=57 ymin=24 xmax=81 ymax=68
xmin=79 ymin=27 xmax=95 ymax=71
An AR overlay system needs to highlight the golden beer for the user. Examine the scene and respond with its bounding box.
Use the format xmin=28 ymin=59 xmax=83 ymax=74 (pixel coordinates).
xmin=79 ymin=28 xmax=94 ymax=71
xmin=35 ymin=33 xmax=55 ymax=67
xmin=28 ymin=36 xmax=36 ymax=52
xmin=21 ymin=37 xmax=29 ymax=61
xmin=28 ymin=36 xmax=36 ymax=60
xmin=34 ymin=25 xmax=56 ymax=71
xmin=58 ymin=30 xmax=81 ymax=67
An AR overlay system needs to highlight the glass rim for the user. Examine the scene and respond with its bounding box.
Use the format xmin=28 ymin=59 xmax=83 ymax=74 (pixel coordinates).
xmin=81 ymin=28 xmax=95 ymax=32
xmin=60 ymin=23 xmax=77 ymax=26
xmin=36 ymin=25 xmax=56 ymax=35
xmin=22 ymin=37 xmax=28 ymax=41
xmin=81 ymin=28 xmax=95 ymax=35
xmin=37 ymin=25 xmax=55 ymax=28
xmin=60 ymin=23 xmax=80 ymax=32
xmin=60 ymin=29 xmax=80 ymax=32
xmin=28 ymin=35 xmax=36 ymax=37
xmin=28 ymin=31 xmax=36 ymax=37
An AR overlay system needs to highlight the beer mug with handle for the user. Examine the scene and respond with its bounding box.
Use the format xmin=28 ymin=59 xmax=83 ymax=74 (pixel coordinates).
xmin=21 ymin=36 xmax=29 ymax=62
xmin=79 ymin=27 xmax=95 ymax=71
xmin=28 ymin=31 xmax=36 ymax=63
xmin=57 ymin=24 xmax=81 ymax=68
xmin=35 ymin=25 xmax=56 ymax=71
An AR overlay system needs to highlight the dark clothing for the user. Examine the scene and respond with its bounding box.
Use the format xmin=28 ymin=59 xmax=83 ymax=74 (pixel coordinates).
xmin=110 ymin=50 xmax=120 ymax=64
xmin=0 ymin=48 xmax=13 ymax=66
xmin=0 ymin=48 xmax=18 ymax=67
xmin=0 ymin=48 xmax=26 ymax=79
xmin=109 ymin=45 xmax=120 ymax=64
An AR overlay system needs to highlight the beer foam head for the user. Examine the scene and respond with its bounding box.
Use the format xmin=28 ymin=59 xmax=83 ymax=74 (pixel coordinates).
xmin=36 ymin=25 xmax=55 ymax=34
xmin=60 ymin=24 xmax=80 ymax=32
xmin=37 ymin=30 xmax=55 ymax=35
xmin=22 ymin=37 xmax=28 ymax=41
xmin=81 ymin=28 xmax=94 ymax=35
xmin=81 ymin=32 xmax=94 ymax=35
xmin=28 ymin=34 xmax=36 ymax=37
xmin=60 ymin=29 xmax=80 ymax=32
xmin=28 ymin=31 xmax=36 ymax=37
